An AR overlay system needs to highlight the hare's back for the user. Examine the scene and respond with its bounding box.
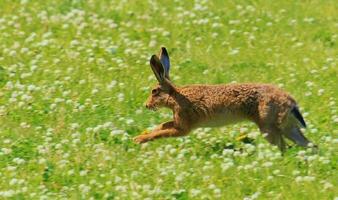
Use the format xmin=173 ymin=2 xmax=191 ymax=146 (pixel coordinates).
xmin=180 ymin=83 xmax=295 ymax=110
xmin=178 ymin=83 xmax=296 ymax=127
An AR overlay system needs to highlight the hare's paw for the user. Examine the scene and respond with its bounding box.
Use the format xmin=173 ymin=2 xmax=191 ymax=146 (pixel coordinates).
xmin=140 ymin=130 xmax=150 ymax=135
xmin=133 ymin=134 xmax=152 ymax=144
xmin=236 ymin=133 xmax=255 ymax=144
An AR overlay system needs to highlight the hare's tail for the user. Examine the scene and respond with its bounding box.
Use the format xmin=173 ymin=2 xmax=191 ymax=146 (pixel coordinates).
xmin=291 ymin=106 xmax=306 ymax=128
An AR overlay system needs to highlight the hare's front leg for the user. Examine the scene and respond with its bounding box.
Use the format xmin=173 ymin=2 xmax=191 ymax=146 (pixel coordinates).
xmin=259 ymin=125 xmax=287 ymax=152
xmin=133 ymin=121 xmax=187 ymax=143
xmin=133 ymin=121 xmax=174 ymax=143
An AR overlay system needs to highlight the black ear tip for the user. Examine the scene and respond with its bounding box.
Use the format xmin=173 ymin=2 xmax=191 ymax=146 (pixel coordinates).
xmin=161 ymin=47 xmax=168 ymax=55
xmin=150 ymin=55 xmax=160 ymax=64
xmin=150 ymin=54 xmax=157 ymax=61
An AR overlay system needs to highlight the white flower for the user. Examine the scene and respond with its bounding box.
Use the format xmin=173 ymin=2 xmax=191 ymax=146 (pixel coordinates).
xmin=190 ymin=189 xmax=201 ymax=197
xmin=78 ymin=184 xmax=91 ymax=193
xmin=13 ymin=157 xmax=25 ymax=165
xmin=303 ymin=176 xmax=316 ymax=182
xmin=117 ymin=93 xmax=124 ymax=102
xmin=262 ymin=161 xmax=273 ymax=168
xmin=79 ymin=170 xmax=88 ymax=176
xmin=295 ymin=176 xmax=303 ymax=183
xmin=0 ymin=190 xmax=15 ymax=198
xmin=229 ymin=48 xmax=239 ymax=55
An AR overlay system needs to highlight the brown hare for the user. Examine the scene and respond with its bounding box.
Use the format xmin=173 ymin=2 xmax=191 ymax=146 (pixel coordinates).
xmin=133 ymin=47 xmax=315 ymax=151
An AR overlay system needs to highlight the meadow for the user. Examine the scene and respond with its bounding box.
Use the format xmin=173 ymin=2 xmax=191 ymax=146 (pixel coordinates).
xmin=0 ymin=0 xmax=337 ymax=199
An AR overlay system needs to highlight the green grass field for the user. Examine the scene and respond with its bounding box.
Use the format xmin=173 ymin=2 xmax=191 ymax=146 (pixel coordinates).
xmin=0 ymin=0 xmax=337 ymax=199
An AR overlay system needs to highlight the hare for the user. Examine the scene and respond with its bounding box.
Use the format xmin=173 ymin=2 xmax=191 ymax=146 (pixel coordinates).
xmin=133 ymin=47 xmax=315 ymax=151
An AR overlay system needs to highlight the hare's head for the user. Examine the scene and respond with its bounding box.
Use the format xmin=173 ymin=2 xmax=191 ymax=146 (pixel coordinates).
xmin=145 ymin=47 xmax=176 ymax=110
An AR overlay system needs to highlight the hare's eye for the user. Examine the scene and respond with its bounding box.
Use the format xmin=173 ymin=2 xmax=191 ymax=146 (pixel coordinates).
xmin=151 ymin=89 xmax=158 ymax=95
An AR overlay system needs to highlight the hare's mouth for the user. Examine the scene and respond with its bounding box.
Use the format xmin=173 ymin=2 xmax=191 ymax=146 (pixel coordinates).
xmin=149 ymin=106 xmax=158 ymax=111
xmin=146 ymin=105 xmax=158 ymax=111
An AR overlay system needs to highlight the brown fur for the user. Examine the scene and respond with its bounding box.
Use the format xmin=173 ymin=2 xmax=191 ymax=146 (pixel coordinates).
xmin=133 ymin=48 xmax=314 ymax=151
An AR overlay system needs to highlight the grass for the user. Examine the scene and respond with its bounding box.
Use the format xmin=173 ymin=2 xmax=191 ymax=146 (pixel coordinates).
xmin=0 ymin=0 xmax=337 ymax=199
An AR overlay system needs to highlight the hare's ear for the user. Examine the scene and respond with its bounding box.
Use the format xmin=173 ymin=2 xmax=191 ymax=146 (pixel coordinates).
xmin=159 ymin=47 xmax=170 ymax=80
xmin=150 ymin=55 xmax=165 ymax=83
